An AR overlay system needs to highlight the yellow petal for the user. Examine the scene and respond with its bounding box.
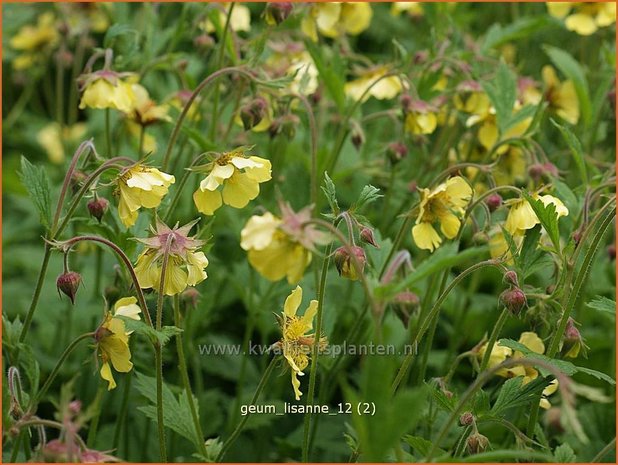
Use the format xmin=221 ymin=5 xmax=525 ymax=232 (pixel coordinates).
xmin=518 ymin=331 xmax=545 ymax=355
xmin=505 ymin=200 xmax=539 ymax=234
xmin=439 ymin=212 xmax=461 ymax=239
xmin=244 ymin=156 xmax=272 ymax=183
xmin=164 ymin=263 xmax=189 ymax=296
xmin=445 ymin=176 xmax=473 ymax=211
xmin=565 ymin=13 xmax=598 ymax=35
xmin=193 ymin=187 xmax=223 ymax=215
xmin=301 ymin=300 xmax=319 ymax=329
xmin=546 ymin=2 xmax=572 ymax=19
xmin=412 ymin=223 xmax=442 ymax=251
xmin=186 ymin=251 xmax=209 ymax=286
xmin=284 ymin=286 xmax=303 ymax=317
xmin=340 ymin=3 xmax=373 ymax=35
xmin=240 ymin=213 xmax=281 ymax=251
xmin=221 ymin=172 xmax=260 ymax=208
xmin=478 ymin=120 xmax=498 ymax=151
xmin=113 ymin=297 xmax=141 ymax=320
xmin=291 ymin=370 xmax=303 ymax=400
xmin=100 ymin=362 xmax=117 ymax=390
xmin=100 ymin=336 xmax=133 ymax=373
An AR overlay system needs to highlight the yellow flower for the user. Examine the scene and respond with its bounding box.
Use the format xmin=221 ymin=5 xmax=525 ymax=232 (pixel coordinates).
xmin=37 ymin=123 xmax=87 ymax=164
xmin=412 ymin=176 xmax=473 ymax=251
xmin=79 ymin=73 xmax=137 ymax=113
xmin=302 ymin=3 xmax=372 ymax=41
xmin=201 ymin=3 xmax=251 ymax=33
xmin=494 ymin=146 xmax=527 ymax=186
xmin=404 ymin=100 xmax=438 ymax=135
xmin=10 ymin=13 xmax=59 ymax=70
xmin=168 ymin=89 xmax=202 ymax=122
xmin=134 ymin=219 xmax=209 ymax=296
xmin=542 ymin=65 xmax=579 ymax=125
xmin=274 ymin=286 xmax=327 ymax=400
xmin=126 ymin=84 xmax=171 ymax=126
xmin=344 ymin=66 xmax=402 ymax=102
xmin=504 ymin=194 xmax=569 ymax=235
xmin=95 ymin=297 xmax=141 ymax=390
xmin=115 ymin=164 xmax=175 ymax=227
xmin=478 ymin=332 xmax=559 ymax=409
xmin=193 ymin=148 xmax=271 ymax=216
xmin=489 ymin=228 xmax=523 ymax=265
xmin=391 ymin=2 xmax=424 ymax=17
xmin=241 ymin=203 xmax=329 ymax=284
xmin=547 ymin=2 xmax=616 ymax=35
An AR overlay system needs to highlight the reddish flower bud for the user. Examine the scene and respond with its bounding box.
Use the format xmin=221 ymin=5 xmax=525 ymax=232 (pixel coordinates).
xmin=459 ymin=412 xmax=474 ymax=427
xmin=240 ymin=96 xmax=268 ymax=131
xmin=351 ymin=128 xmax=365 ymax=151
xmin=181 ymin=287 xmax=201 ymax=310
xmin=414 ymin=50 xmax=429 ymax=65
xmin=485 ymin=193 xmax=502 ymax=212
xmin=87 ymin=197 xmax=109 ymax=222
xmin=499 ymin=287 xmax=527 ymax=315
xmin=466 ymin=433 xmax=489 ymax=454
xmin=386 ymin=141 xmax=408 ymax=164
xmin=392 ymin=291 xmax=420 ymax=328
xmin=265 ymin=2 xmax=293 ymax=25
xmin=360 ymin=227 xmax=379 ymax=249
xmin=502 ymin=270 xmax=519 ymax=288
xmin=57 ymin=271 xmax=82 ymax=304
xmin=69 ymin=400 xmax=82 ymax=415
xmin=70 ymin=170 xmax=88 ymax=194
xmin=545 ymin=407 xmax=564 ymax=433
xmin=608 ymin=244 xmax=616 ymax=261
xmin=193 ymin=33 xmax=215 ymax=50
xmin=334 ymin=246 xmax=367 ymax=281
xmin=400 ymin=94 xmax=413 ymax=112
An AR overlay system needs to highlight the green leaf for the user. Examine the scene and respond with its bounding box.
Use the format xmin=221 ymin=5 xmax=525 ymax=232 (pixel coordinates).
xmin=17 ymin=343 xmax=40 ymax=396
xmin=427 ymin=381 xmax=457 ymax=412
xmin=586 ymin=296 xmax=616 ymax=319
xmin=550 ymin=118 xmax=588 ymax=184
xmin=135 ymin=373 xmax=202 ymax=449
xmin=519 ymin=224 xmax=542 ymax=272
xmin=321 ymin=172 xmax=340 ymax=215
xmin=544 ymin=45 xmax=592 ymax=126
xmin=18 ymin=156 xmax=52 ymax=230
xmin=403 ymin=435 xmax=447 ymax=458
xmin=491 ymin=376 xmax=550 ymax=415
xmin=521 ymin=191 xmax=561 ymax=252
xmin=498 ymin=339 xmax=616 ymax=385
xmin=353 ymin=185 xmax=382 ymax=212
xmin=554 ymin=443 xmax=577 ymax=462
xmin=482 ymin=61 xmax=516 ymax=133
xmin=482 ymin=16 xmax=551 ymax=52
xmin=304 ymin=39 xmax=345 ymax=112
xmin=120 ymin=317 xmax=182 ymax=346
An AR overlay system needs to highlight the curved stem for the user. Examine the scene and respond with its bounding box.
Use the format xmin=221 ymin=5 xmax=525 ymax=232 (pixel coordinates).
xmin=216 ymin=356 xmax=278 ymax=462
xmin=154 ymin=344 xmax=167 ymax=461
xmin=392 ymin=260 xmax=505 ymax=394
xmin=59 ymin=236 xmax=152 ymax=328
xmin=173 ymin=295 xmax=207 ymax=457
xmin=28 ymin=332 xmax=95 ymax=412
xmin=161 ymin=66 xmax=256 ymax=171
xmin=591 ymin=438 xmax=616 ymax=463
xmin=19 ymin=245 xmax=52 ymax=343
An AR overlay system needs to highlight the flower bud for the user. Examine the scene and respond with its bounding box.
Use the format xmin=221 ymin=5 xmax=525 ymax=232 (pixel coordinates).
xmin=386 ymin=141 xmax=408 ymax=164
xmin=485 ymin=193 xmax=502 ymax=212
xmin=544 ymin=407 xmax=564 ymax=433
xmin=459 ymin=412 xmax=474 ymax=427
xmin=240 ymin=96 xmax=268 ymax=131
xmin=334 ymin=246 xmax=367 ymax=281
xmin=466 ymin=432 xmax=489 ymax=454
xmin=264 ymin=2 xmax=293 ymax=25
xmin=608 ymin=244 xmax=616 ymax=261
xmin=392 ymin=291 xmax=419 ymax=328
xmin=471 ymin=231 xmax=489 ymax=245
xmin=502 ymin=270 xmax=519 ymax=288
xmin=351 ymin=127 xmax=365 ymax=151
xmin=414 ymin=50 xmax=429 ymax=65
xmin=70 ymin=170 xmax=88 ymax=194
xmin=360 ymin=227 xmax=379 ymax=249
xmin=87 ymin=197 xmax=109 ymax=222
xmin=499 ymin=287 xmax=527 ymax=315
xmin=562 ymin=317 xmax=583 ymax=358
xmin=57 ymin=271 xmax=82 ymax=304
xmin=400 ymin=94 xmax=413 ymax=113
xmin=193 ymin=33 xmax=215 ymax=50
xmin=69 ymin=400 xmax=82 ymax=415
xmin=181 ymin=287 xmax=201 ymax=310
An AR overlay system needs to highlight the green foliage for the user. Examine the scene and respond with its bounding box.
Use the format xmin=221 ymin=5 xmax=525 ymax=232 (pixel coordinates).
xmin=551 ymin=118 xmax=588 ymax=184
xmin=18 ymin=156 xmax=52 ymax=230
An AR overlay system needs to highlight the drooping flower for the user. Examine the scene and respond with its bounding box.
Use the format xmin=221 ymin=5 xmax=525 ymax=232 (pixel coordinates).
xmin=37 ymin=122 xmax=87 ymax=164
xmin=134 ymin=219 xmax=209 ymax=296
xmin=391 ymin=2 xmax=424 ymax=18
xmin=201 ymin=3 xmax=252 ymax=33
xmin=504 ymin=193 xmax=569 ymax=235
xmin=411 ymin=176 xmax=473 ymax=251
xmin=193 ymin=147 xmax=271 ymax=215
xmin=478 ymin=332 xmax=558 ymax=409
xmin=542 ymin=65 xmax=580 ymax=125
xmin=125 ymin=84 xmax=171 ymax=127
xmin=78 ymin=70 xmax=137 ymax=113
xmin=241 ymin=203 xmax=329 ymax=284
xmin=404 ymin=99 xmax=438 ymax=135
xmin=302 ymin=2 xmax=372 ymax=41
xmin=547 ymin=2 xmax=616 ymax=36
xmin=344 ymin=66 xmax=402 ymax=102
xmin=10 ymin=13 xmax=59 ymax=70
xmin=271 ymin=286 xmax=327 ymax=400
xmin=95 ymin=297 xmax=141 ymax=390
xmin=266 ymin=42 xmax=319 ymax=95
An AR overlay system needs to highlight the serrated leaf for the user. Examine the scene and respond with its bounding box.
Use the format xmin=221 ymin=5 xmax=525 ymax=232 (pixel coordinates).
xmin=321 ymin=172 xmax=340 ymax=215
xmin=17 ymin=343 xmax=40 ymax=396
xmin=354 ymin=185 xmax=382 ymax=212
xmin=550 ymin=119 xmax=588 ymax=184
xmin=120 ymin=317 xmax=182 ymax=346
xmin=521 ymin=192 xmax=561 ymax=252
xmin=544 ymin=45 xmax=592 ymax=126
xmin=498 ymin=339 xmax=616 ymax=385
xmin=554 ymin=443 xmax=577 ymax=462
xmin=482 ymin=16 xmax=551 ymax=52
xmin=19 ymin=156 xmax=52 ymax=230
xmin=482 ymin=61 xmax=516 ymax=133
xmin=491 ymin=376 xmax=550 ymax=415
xmin=135 ymin=373 xmax=201 ymax=449
xmin=586 ymin=296 xmax=616 ymax=319
xmin=403 ymin=435 xmax=447 ymax=458
xmin=519 ymin=224 xmax=542 ymax=271
xmin=427 ymin=382 xmax=457 ymax=412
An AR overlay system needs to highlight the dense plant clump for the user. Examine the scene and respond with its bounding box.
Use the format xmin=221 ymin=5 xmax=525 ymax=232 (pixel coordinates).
xmin=2 ymin=2 xmax=616 ymax=463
